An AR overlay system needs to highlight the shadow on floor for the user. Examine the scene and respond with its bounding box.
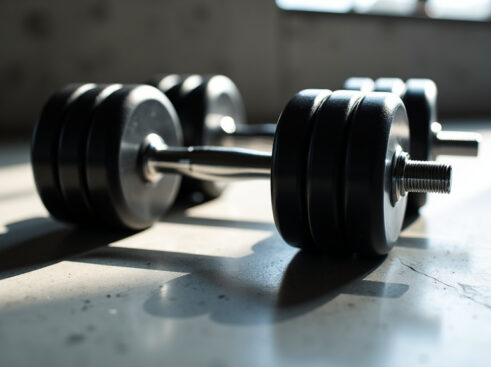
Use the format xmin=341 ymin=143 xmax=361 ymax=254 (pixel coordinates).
xmin=0 ymin=217 xmax=133 ymax=280
xmin=1 ymin=214 xmax=408 ymax=325
xmin=277 ymin=251 xmax=407 ymax=311
xmin=75 ymin=234 xmax=408 ymax=325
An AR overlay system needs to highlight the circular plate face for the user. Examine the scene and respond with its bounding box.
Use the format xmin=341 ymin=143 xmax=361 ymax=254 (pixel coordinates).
xmin=402 ymin=79 xmax=437 ymax=213
xmin=344 ymin=92 xmax=410 ymax=256
xmin=373 ymin=78 xmax=406 ymax=97
xmin=85 ymin=85 xmax=183 ymax=230
xmin=271 ymin=89 xmax=332 ymax=249
xmin=306 ymin=90 xmax=364 ymax=253
xmin=57 ymin=84 xmax=123 ymax=223
xmin=31 ymin=83 xmax=96 ymax=222
xmin=343 ymin=77 xmax=375 ymax=93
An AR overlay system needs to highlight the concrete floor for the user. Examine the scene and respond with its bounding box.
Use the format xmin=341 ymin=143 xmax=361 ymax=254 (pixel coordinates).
xmin=0 ymin=123 xmax=490 ymax=367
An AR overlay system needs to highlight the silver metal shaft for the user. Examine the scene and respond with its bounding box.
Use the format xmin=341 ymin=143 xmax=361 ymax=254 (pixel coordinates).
xmin=144 ymin=134 xmax=270 ymax=182
xmin=431 ymin=122 xmax=481 ymax=158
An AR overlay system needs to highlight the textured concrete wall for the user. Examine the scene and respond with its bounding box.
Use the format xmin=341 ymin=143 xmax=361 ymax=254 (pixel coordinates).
xmin=0 ymin=0 xmax=490 ymax=136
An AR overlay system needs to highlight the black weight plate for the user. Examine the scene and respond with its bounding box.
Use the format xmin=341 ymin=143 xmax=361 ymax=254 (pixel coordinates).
xmin=344 ymin=92 xmax=409 ymax=256
xmin=157 ymin=74 xmax=246 ymax=200
xmin=373 ymin=78 xmax=406 ymax=97
xmin=31 ymin=83 xmax=96 ymax=222
xmin=194 ymin=74 xmax=246 ymax=147
xmin=402 ymin=78 xmax=438 ymax=214
xmin=149 ymin=75 xmax=212 ymax=201
xmin=307 ymin=90 xmax=364 ymax=253
xmin=271 ymin=89 xmax=332 ymax=249
xmin=148 ymin=74 xmax=198 ymax=146
xmin=58 ymin=84 xmax=123 ymax=223
xmin=184 ymin=75 xmax=246 ymax=199
xmin=85 ymin=85 xmax=183 ymax=229
xmin=146 ymin=74 xmax=186 ymax=94
xmin=343 ymin=77 xmax=375 ymax=92
xmin=150 ymin=74 xmax=246 ymax=146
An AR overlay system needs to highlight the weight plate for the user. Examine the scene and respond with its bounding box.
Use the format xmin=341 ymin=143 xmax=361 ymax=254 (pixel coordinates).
xmin=271 ymin=89 xmax=332 ymax=249
xmin=373 ymin=78 xmax=406 ymax=97
xmin=31 ymin=83 xmax=96 ymax=222
xmin=307 ymin=90 xmax=364 ymax=253
xmin=403 ymin=78 xmax=438 ymax=214
xmin=344 ymin=92 xmax=410 ymax=256
xmin=150 ymin=74 xmax=246 ymax=146
xmin=155 ymin=74 xmax=246 ymax=200
xmin=58 ymin=84 xmax=123 ymax=223
xmin=149 ymin=74 xmax=201 ymax=146
xmin=343 ymin=77 xmax=375 ymax=92
xmin=85 ymin=85 xmax=183 ymax=229
xmin=149 ymin=75 xmax=211 ymax=201
xmin=198 ymin=75 xmax=246 ymax=147
xmin=147 ymin=74 xmax=186 ymax=94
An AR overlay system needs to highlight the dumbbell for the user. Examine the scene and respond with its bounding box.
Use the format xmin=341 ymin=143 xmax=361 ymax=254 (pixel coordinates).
xmin=343 ymin=77 xmax=480 ymax=213
xmin=146 ymin=74 xmax=277 ymax=144
xmin=146 ymin=74 xmax=277 ymax=201
xmin=31 ymin=84 xmax=451 ymax=256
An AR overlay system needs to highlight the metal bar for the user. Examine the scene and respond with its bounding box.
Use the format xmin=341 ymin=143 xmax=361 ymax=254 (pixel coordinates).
xmin=433 ymin=130 xmax=481 ymax=157
xmin=147 ymin=144 xmax=271 ymax=182
xmin=431 ymin=122 xmax=480 ymax=157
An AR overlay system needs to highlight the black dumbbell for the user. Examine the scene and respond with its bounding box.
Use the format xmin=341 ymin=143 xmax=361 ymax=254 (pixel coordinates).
xmin=32 ymin=84 xmax=452 ymax=256
xmin=146 ymin=74 xmax=276 ymax=201
xmin=343 ymin=77 xmax=480 ymax=213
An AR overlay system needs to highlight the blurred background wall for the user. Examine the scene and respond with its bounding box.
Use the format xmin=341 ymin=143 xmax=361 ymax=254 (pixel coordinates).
xmin=0 ymin=0 xmax=490 ymax=137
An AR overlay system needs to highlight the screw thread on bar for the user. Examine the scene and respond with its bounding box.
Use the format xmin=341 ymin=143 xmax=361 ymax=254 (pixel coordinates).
xmin=392 ymin=151 xmax=452 ymax=205
xmin=403 ymin=160 xmax=452 ymax=194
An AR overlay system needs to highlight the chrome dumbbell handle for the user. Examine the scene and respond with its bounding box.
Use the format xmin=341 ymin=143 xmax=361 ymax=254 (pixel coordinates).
xmin=143 ymin=134 xmax=270 ymax=183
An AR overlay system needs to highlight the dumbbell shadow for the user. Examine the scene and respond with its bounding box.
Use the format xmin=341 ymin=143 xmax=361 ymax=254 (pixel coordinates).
xmin=75 ymin=235 xmax=408 ymax=325
xmin=0 ymin=208 xmax=433 ymax=287
xmin=0 ymin=217 xmax=132 ymax=280
xmin=1 ymin=214 xmax=408 ymax=323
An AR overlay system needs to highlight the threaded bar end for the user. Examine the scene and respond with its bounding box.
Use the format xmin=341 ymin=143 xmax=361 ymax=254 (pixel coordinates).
xmin=403 ymin=160 xmax=452 ymax=194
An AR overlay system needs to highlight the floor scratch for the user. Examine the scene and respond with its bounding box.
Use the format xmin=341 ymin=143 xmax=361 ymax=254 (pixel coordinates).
xmin=397 ymin=257 xmax=491 ymax=310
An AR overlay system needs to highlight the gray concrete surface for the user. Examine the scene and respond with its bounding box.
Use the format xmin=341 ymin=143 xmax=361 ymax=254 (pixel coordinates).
xmin=0 ymin=122 xmax=490 ymax=366
xmin=0 ymin=1 xmax=490 ymax=136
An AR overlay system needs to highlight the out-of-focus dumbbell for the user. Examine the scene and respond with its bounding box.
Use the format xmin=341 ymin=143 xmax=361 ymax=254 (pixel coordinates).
xmin=343 ymin=77 xmax=480 ymax=213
